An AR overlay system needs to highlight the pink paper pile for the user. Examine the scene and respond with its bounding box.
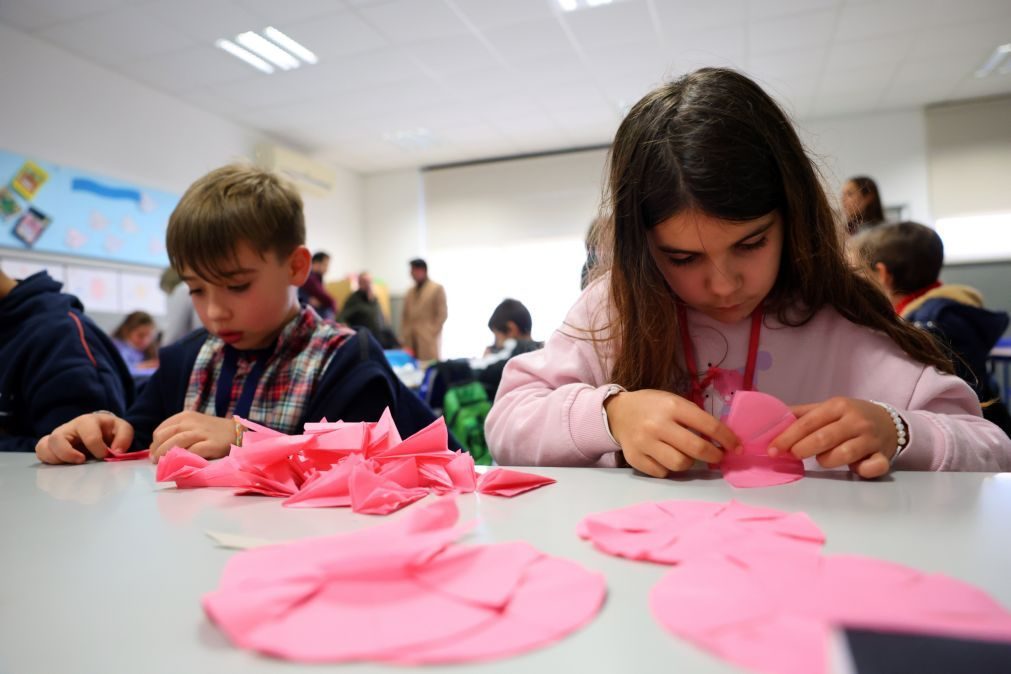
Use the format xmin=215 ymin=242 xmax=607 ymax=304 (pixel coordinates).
xmin=203 ymin=498 xmax=606 ymax=663
xmin=155 ymin=409 xmax=555 ymax=514
xmin=651 ymin=550 xmax=1011 ymax=674
xmin=577 ymin=499 xmax=825 ymax=564
xmin=720 ymin=390 xmax=804 ymax=488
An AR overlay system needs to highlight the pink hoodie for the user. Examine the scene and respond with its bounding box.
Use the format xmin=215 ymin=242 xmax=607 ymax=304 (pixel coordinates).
xmin=486 ymin=279 xmax=1011 ymax=472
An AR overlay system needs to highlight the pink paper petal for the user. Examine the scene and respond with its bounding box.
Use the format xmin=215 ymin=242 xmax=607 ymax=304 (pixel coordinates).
xmin=155 ymin=447 xmax=208 ymax=481
xmin=579 ymin=499 xmax=825 ymax=565
xmin=390 ymin=555 xmax=607 ymax=664
xmin=445 ymin=452 xmax=477 ymax=492
xmin=721 ymin=391 xmax=804 ymax=488
xmin=371 ymin=417 xmax=449 ymax=459
xmin=204 ymin=498 xmax=605 ymax=665
xmin=377 ymin=456 xmax=421 ymax=489
xmin=349 ymin=463 xmax=429 ymax=515
xmin=650 ymin=549 xmax=1011 ymax=674
xmin=477 ymin=468 xmax=556 ymax=497
xmin=104 ymin=448 xmax=150 ymax=461
xmin=282 ymin=455 xmax=363 ymax=508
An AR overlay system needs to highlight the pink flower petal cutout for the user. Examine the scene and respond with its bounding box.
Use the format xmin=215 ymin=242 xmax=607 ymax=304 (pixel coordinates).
xmin=578 ymin=499 xmax=825 ymax=565
xmin=477 ymin=468 xmax=557 ymax=497
xmin=202 ymin=498 xmax=605 ymax=664
xmin=650 ymin=550 xmax=1011 ymax=674
xmin=103 ymin=448 xmax=150 ymax=461
xmin=721 ymin=390 xmax=804 ymax=488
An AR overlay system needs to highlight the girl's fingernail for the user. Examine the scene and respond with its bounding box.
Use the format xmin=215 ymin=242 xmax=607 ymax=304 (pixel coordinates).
xmin=768 ymin=446 xmax=779 ymax=457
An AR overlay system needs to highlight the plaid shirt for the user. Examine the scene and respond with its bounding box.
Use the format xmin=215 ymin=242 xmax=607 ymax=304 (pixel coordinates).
xmin=184 ymin=306 xmax=354 ymax=433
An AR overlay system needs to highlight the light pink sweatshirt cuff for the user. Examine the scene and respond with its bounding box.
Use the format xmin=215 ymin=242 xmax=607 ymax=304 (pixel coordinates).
xmin=893 ymin=411 xmax=945 ymax=471
xmin=567 ymin=385 xmax=623 ymax=463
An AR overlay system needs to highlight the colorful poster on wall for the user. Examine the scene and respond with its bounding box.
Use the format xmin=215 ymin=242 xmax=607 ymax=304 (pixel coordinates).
xmin=0 ymin=149 xmax=178 ymax=268
xmin=11 ymin=161 xmax=49 ymax=200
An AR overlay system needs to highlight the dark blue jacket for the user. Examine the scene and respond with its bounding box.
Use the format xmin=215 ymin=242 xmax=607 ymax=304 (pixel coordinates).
xmin=125 ymin=327 xmax=450 ymax=451
xmin=906 ymin=295 xmax=1011 ymax=437
xmin=0 ymin=272 xmax=134 ymax=452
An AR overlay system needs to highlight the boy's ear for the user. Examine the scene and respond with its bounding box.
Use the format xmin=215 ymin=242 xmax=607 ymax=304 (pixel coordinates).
xmin=288 ymin=246 xmax=312 ymax=286
xmin=505 ymin=320 xmax=521 ymax=338
xmin=873 ymin=262 xmax=894 ymax=292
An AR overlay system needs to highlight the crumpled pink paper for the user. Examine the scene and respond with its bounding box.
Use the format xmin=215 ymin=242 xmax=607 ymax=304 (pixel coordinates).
xmin=720 ymin=390 xmax=804 ymax=488
xmin=203 ymin=498 xmax=606 ymax=664
xmin=577 ymin=499 xmax=824 ymax=564
xmin=155 ymin=409 xmax=554 ymax=515
xmin=477 ymin=468 xmax=556 ymax=497
xmin=651 ymin=549 xmax=1011 ymax=674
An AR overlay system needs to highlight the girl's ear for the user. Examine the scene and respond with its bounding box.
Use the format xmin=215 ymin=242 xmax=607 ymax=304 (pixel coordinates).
xmin=288 ymin=246 xmax=312 ymax=286
xmin=506 ymin=320 xmax=522 ymax=339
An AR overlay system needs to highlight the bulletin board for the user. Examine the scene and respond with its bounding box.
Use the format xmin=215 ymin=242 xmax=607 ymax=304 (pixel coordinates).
xmin=0 ymin=149 xmax=178 ymax=268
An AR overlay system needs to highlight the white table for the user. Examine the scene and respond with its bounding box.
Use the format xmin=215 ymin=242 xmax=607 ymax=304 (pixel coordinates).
xmin=1 ymin=454 xmax=1009 ymax=674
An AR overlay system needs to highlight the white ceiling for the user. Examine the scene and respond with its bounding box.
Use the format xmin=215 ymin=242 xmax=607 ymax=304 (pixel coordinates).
xmin=3 ymin=0 xmax=1011 ymax=173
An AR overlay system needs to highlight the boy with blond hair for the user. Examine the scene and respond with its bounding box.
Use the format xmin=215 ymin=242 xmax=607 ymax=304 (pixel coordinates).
xmin=37 ymin=165 xmax=440 ymax=464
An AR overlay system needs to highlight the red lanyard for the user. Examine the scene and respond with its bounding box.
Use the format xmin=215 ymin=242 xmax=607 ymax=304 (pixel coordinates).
xmin=677 ymin=303 xmax=763 ymax=408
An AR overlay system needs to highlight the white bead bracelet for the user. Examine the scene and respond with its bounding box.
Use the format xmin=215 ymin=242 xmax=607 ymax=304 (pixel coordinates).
xmin=870 ymin=400 xmax=909 ymax=463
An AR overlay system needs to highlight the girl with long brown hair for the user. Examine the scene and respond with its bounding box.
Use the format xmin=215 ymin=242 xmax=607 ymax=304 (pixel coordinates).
xmin=486 ymin=68 xmax=1011 ymax=478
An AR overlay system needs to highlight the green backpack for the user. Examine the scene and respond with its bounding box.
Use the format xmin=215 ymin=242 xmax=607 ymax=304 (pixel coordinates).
xmin=442 ymin=380 xmax=493 ymax=465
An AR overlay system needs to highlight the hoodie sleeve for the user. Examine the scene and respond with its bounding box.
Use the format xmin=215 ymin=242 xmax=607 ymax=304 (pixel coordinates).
xmin=893 ymin=367 xmax=1011 ymax=472
xmin=485 ymin=281 xmax=622 ymax=467
xmin=0 ymin=312 xmax=131 ymax=452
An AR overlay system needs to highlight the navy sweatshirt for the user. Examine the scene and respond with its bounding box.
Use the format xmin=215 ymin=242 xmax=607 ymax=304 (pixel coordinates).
xmin=0 ymin=272 xmax=134 ymax=452
xmin=125 ymin=327 xmax=452 ymax=451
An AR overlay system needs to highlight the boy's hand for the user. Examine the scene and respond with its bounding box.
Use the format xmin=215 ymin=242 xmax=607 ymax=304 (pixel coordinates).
xmin=36 ymin=412 xmax=135 ymax=465
xmin=769 ymin=397 xmax=898 ymax=478
xmin=605 ymin=389 xmax=740 ymax=478
xmin=149 ymin=411 xmax=235 ymax=463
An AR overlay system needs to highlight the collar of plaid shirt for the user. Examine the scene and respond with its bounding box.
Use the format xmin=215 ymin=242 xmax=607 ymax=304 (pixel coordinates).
xmin=184 ymin=306 xmax=354 ymax=434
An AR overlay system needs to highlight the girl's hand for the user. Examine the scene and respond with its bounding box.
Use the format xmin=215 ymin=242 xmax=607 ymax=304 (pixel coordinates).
xmin=149 ymin=411 xmax=236 ymax=463
xmin=769 ymin=397 xmax=899 ymax=478
xmin=604 ymin=389 xmax=740 ymax=478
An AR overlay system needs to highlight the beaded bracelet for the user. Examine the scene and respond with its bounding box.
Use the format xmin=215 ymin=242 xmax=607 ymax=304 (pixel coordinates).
xmin=233 ymin=419 xmax=245 ymax=447
xmin=870 ymin=400 xmax=908 ymax=463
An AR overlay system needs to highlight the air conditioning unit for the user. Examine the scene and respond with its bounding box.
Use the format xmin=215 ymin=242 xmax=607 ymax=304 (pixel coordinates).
xmin=254 ymin=143 xmax=337 ymax=198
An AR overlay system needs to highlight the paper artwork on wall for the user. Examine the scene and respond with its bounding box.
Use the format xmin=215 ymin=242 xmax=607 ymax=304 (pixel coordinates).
xmin=0 ymin=149 xmax=178 ymax=267
xmin=0 ymin=258 xmax=64 ymax=283
xmin=13 ymin=207 xmax=51 ymax=247
xmin=120 ymin=271 xmax=167 ymax=315
xmin=65 ymin=266 xmax=120 ymax=313
xmin=0 ymin=187 xmax=21 ymax=220
xmin=10 ymin=161 xmax=48 ymax=200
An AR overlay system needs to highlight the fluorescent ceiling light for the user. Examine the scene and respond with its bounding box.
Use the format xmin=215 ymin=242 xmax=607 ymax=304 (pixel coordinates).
xmin=558 ymin=0 xmax=612 ymax=10
xmin=215 ymin=38 xmax=274 ymax=74
xmin=382 ymin=128 xmax=435 ymax=150
xmin=236 ymin=31 xmax=301 ymax=70
xmin=264 ymin=27 xmax=318 ymax=65
xmin=974 ymin=43 xmax=1011 ymax=78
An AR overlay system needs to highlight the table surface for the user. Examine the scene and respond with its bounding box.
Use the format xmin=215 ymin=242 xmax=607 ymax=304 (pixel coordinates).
xmin=1 ymin=454 xmax=1010 ymax=674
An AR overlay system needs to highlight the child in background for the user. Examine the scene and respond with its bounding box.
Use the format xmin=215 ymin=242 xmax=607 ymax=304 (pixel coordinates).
xmin=841 ymin=175 xmax=886 ymax=235
xmin=111 ymin=310 xmax=159 ymax=375
xmin=472 ymin=299 xmax=543 ymax=400
xmin=853 ymin=221 xmax=1011 ymax=437
xmin=486 ymin=68 xmax=1011 ymax=477
xmin=36 ymin=165 xmax=442 ymax=465
xmin=0 ymin=267 xmax=133 ymax=452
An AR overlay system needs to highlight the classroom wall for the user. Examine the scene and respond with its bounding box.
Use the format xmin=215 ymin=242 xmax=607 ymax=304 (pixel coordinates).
xmin=799 ymin=109 xmax=932 ymax=224
xmin=0 ymin=22 xmax=364 ymax=289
